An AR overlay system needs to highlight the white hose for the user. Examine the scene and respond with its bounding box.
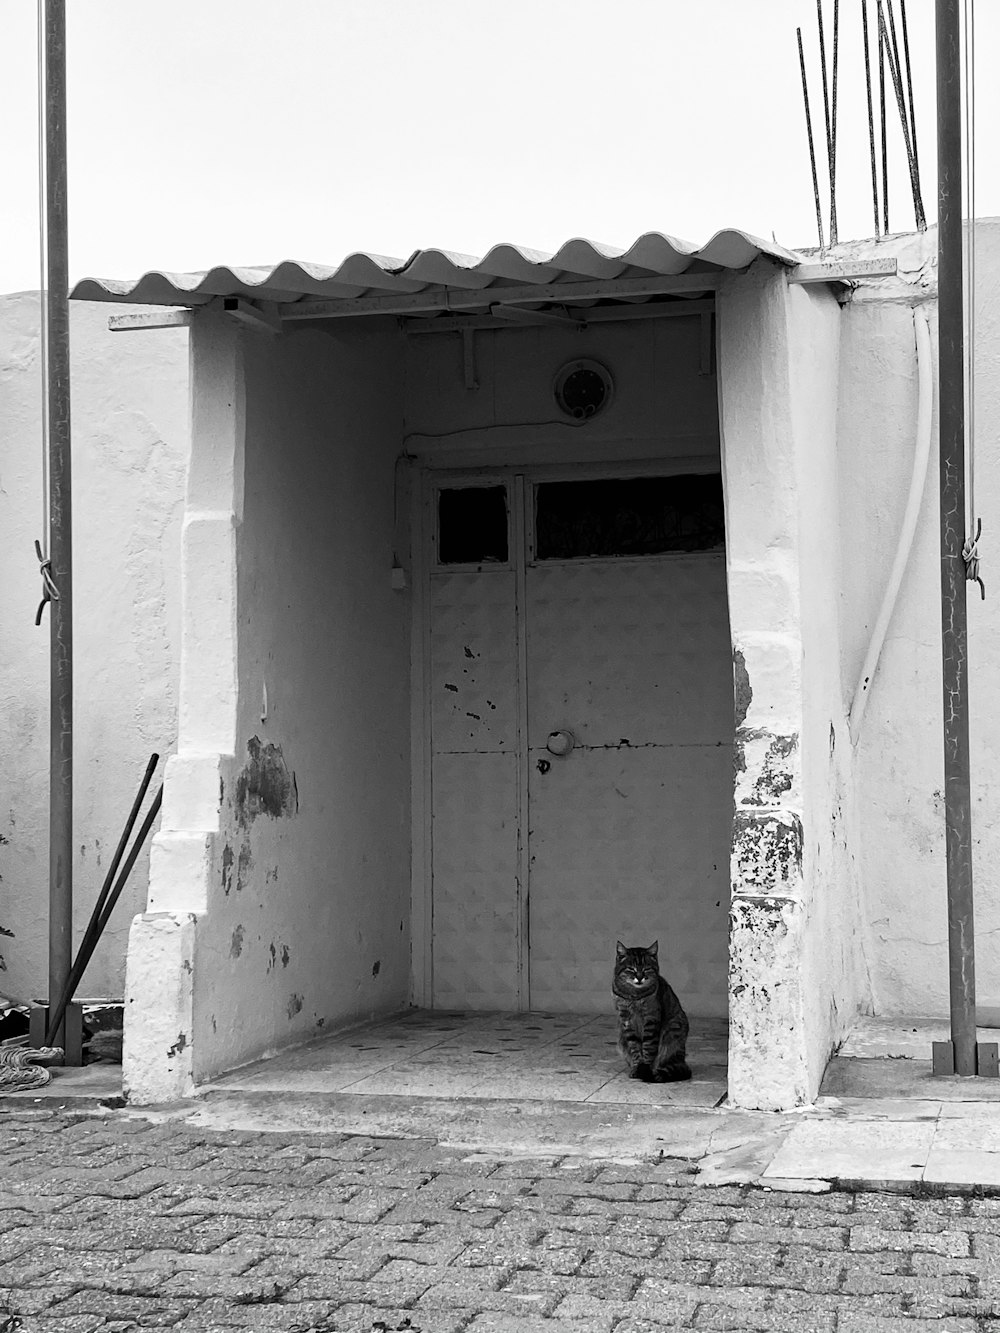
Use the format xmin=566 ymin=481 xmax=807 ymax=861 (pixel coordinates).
xmin=849 ymin=307 xmax=934 ymax=745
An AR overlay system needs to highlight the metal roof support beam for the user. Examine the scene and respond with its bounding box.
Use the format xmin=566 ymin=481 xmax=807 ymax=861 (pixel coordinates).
xmin=787 ymin=257 xmax=898 ymax=283
xmin=108 ymin=310 xmax=195 ymax=332
xmin=402 ymin=299 xmax=716 ymax=336
xmin=279 ymin=272 xmax=721 ymax=322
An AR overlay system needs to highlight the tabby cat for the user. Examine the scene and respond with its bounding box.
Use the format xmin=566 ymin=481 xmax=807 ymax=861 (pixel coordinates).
xmin=613 ymin=940 xmax=691 ymax=1083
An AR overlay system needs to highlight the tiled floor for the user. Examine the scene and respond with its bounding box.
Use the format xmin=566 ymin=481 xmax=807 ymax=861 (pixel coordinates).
xmin=207 ymin=1009 xmax=729 ymax=1108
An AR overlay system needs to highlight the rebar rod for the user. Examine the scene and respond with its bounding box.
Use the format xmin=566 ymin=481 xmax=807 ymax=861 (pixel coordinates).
xmin=45 ymin=785 xmax=164 ymax=1052
xmin=884 ymin=0 xmax=925 ymax=229
xmin=44 ymin=755 xmax=158 ymax=1045
xmin=936 ymin=0 xmax=977 ymax=1078
xmin=797 ymin=27 xmax=826 ymax=251
xmin=830 ymin=0 xmax=840 ymax=245
xmin=879 ymin=3 xmax=890 ymax=232
xmin=900 ymin=0 xmax=926 ymax=226
xmin=862 ymin=0 xmax=881 ymax=235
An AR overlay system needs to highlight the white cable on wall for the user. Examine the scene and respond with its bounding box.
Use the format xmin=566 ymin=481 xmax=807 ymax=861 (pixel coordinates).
xmin=849 ymin=307 xmax=934 ymax=746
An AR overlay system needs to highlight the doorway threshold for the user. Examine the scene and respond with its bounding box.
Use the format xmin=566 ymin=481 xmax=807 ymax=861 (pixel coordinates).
xmin=202 ymin=1009 xmax=728 ymax=1109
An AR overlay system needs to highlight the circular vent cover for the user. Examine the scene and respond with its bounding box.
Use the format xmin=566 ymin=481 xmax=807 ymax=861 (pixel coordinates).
xmin=554 ymin=359 xmax=613 ymax=420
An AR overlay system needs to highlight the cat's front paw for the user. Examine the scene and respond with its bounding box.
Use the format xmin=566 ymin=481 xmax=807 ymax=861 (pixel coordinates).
xmin=630 ymin=1063 xmax=654 ymax=1082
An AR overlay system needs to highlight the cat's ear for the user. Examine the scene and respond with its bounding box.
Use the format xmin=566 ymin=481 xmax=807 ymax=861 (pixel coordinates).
xmin=616 ymin=940 xmax=626 ymax=957
xmin=649 ymin=941 xmax=659 ymax=957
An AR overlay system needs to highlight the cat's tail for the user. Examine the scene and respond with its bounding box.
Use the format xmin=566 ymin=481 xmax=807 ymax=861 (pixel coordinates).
xmin=655 ymin=1060 xmax=692 ymax=1083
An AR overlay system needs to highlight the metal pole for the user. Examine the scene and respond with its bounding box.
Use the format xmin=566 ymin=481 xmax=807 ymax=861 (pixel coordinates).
xmin=936 ymin=0 xmax=977 ymax=1077
xmin=44 ymin=0 xmax=74 ymax=1056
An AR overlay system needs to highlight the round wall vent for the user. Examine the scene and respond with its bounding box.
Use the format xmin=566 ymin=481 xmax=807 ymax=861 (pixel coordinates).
xmin=554 ymin=359 xmax=613 ymax=420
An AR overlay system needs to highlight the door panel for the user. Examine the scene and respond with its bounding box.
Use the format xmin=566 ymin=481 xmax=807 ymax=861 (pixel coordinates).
xmin=431 ymin=752 xmax=519 ymax=1008
xmin=429 ymin=567 xmax=521 ymax=1007
xmin=525 ymin=555 xmax=732 ymax=1015
xmin=425 ymin=472 xmax=732 ymax=1017
xmin=528 ymin=745 xmax=732 ymax=1013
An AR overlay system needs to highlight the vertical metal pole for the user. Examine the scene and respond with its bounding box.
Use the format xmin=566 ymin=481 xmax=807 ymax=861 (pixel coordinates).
xmin=45 ymin=0 xmax=74 ymax=1055
xmin=936 ymin=0 xmax=977 ymax=1076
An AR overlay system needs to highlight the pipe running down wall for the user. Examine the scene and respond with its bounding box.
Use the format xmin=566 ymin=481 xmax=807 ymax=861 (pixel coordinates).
xmin=849 ymin=308 xmax=933 ymax=746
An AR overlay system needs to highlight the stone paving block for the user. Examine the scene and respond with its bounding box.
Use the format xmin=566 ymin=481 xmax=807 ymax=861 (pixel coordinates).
xmin=727 ymin=1219 xmax=846 ymax=1249
xmin=464 ymin=1316 xmax=616 ymax=1333
xmin=325 ymin=1306 xmax=472 ymax=1333
xmin=849 ymin=1224 xmax=971 ymax=1257
xmin=692 ymin=1303 xmax=837 ymax=1332
xmin=836 ymin=1316 xmax=981 ymax=1333
xmin=416 ymin=1282 xmax=562 ymax=1317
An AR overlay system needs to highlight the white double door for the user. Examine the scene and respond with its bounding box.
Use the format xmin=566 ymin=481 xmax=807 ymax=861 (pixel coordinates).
xmin=426 ymin=468 xmax=733 ymax=1015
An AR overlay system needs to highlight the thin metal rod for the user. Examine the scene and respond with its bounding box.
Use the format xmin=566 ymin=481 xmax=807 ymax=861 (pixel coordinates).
xmin=863 ymin=0 xmax=880 ymax=235
xmin=884 ymin=0 xmax=925 ymax=229
xmin=937 ymin=0 xmax=977 ymax=1077
xmin=36 ymin=0 xmax=50 ymax=558
xmin=829 ymin=0 xmax=840 ymax=244
xmin=797 ymin=27 xmax=826 ymax=251
xmin=816 ymin=0 xmax=836 ymax=244
xmin=879 ymin=3 xmax=890 ymax=232
xmin=44 ymin=0 xmax=74 ymax=1059
xmin=45 ymin=785 xmax=163 ymax=1050
xmin=900 ymin=0 xmax=926 ymax=226
xmin=44 ymin=755 xmax=158 ymax=1044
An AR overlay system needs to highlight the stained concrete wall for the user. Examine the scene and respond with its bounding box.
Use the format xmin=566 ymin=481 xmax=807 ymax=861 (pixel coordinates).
xmin=403 ymin=313 xmax=720 ymax=464
xmin=125 ymin=316 xmax=409 ymax=1097
xmin=202 ymin=321 xmax=411 ymax=1074
xmin=0 ymin=292 xmax=187 ymax=1006
xmin=719 ymin=260 xmax=869 ymax=1109
xmin=836 ymin=221 xmax=1000 ymax=1018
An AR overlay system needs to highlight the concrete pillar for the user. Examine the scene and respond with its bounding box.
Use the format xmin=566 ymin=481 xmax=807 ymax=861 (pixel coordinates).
xmin=123 ymin=316 xmax=244 ymax=1103
xmin=718 ymin=260 xmax=860 ymax=1109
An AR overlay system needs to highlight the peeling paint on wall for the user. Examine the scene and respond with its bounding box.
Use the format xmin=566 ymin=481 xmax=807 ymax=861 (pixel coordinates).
xmin=229 ymin=925 xmax=244 ymax=958
xmin=166 ymin=1032 xmax=188 ymax=1058
xmin=286 ymin=993 xmax=303 ymax=1018
xmin=234 ymin=736 xmax=298 ymax=828
xmin=236 ymin=844 xmax=252 ymax=893
xmin=221 ymin=845 xmax=234 ymax=896
xmin=733 ymin=648 xmax=753 ymax=728
xmin=732 ymin=809 xmax=804 ymax=894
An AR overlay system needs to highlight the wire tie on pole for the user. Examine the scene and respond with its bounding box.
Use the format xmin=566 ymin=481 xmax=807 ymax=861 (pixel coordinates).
xmin=34 ymin=538 xmax=59 ymax=626
xmin=963 ymin=518 xmax=985 ymax=599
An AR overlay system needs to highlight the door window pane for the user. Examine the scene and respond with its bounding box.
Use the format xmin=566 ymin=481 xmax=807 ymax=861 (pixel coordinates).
xmin=534 ymin=474 xmax=724 ymax=560
xmin=438 ymin=486 xmax=509 ymax=565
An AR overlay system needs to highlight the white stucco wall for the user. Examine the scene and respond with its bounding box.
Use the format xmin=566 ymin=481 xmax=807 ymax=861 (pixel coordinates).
xmin=403 ymin=314 xmax=721 ymax=464
xmin=126 ymin=315 xmax=409 ymax=1097
xmin=719 ymin=259 xmax=869 ymax=1109
xmin=837 ymin=221 xmax=1000 ymax=1018
xmin=0 ymin=292 xmax=187 ymax=1006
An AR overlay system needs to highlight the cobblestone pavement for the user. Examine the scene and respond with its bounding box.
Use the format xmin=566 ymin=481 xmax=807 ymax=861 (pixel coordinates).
xmin=2 ymin=1104 xmax=1000 ymax=1333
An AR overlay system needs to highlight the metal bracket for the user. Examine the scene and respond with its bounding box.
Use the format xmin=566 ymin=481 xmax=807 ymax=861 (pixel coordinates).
xmin=222 ymin=296 xmax=282 ymax=334
xmin=787 ymin=257 xmax=898 ymax=284
xmin=108 ymin=309 xmax=195 ymax=332
xmin=932 ymin=1040 xmax=1000 ymax=1077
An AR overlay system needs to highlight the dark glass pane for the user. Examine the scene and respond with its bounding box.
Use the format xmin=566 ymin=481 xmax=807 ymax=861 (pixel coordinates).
xmin=535 ymin=474 xmax=724 ymax=560
xmin=438 ymin=486 xmax=509 ymax=564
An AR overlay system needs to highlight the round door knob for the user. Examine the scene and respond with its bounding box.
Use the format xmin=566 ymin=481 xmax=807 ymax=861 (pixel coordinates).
xmin=546 ymin=730 xmax=575 ymax=757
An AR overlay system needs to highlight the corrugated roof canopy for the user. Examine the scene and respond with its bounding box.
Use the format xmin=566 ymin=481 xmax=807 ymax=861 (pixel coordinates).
xmin=70 ymin=229 xmax=804 ymax=314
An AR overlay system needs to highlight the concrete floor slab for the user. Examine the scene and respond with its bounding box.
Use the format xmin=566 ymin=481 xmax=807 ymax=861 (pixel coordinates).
xmin=761 ymin=1118 xmax=938 ymax=1187
xmin=822 ymin=1055 xmax=1000 ymax=1100
xmin=923 ymin=1148 xmax=1000 ymax=1190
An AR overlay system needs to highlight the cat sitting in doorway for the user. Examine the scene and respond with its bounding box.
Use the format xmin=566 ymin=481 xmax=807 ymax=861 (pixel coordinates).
xmin=613 ymin=940 xmax=691 ymax=1083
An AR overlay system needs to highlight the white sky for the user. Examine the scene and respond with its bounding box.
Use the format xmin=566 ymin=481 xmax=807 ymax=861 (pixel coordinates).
xmin=1 ymin=0 xmax=997 ymax=294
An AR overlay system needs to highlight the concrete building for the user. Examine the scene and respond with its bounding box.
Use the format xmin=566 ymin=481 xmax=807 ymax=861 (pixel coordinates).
xmin=0 ymin=292 xmax=188 ymax=1010
xmin=5 ymin=219 xmax=996 ymax=1111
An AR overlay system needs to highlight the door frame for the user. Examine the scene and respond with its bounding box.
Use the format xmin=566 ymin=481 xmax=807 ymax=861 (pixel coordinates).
xmin=408 ymin=451 xmax=726 ymax=1009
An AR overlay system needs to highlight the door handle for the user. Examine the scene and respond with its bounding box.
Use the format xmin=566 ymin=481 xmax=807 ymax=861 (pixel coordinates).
xmin=546 ymin=730 xmax=575 ymax=757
